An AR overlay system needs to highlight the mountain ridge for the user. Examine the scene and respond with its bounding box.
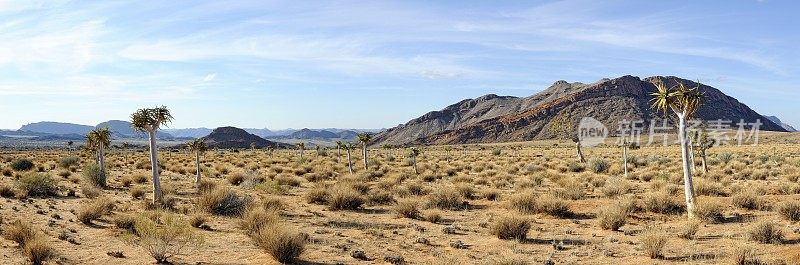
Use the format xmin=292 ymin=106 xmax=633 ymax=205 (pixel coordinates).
xmin=373 ymin=75 xmax=786 ymax=146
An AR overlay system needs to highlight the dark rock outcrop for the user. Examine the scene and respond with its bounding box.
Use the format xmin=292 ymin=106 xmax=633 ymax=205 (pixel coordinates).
xmin=201 ymin=126 xmax=288 ymax=149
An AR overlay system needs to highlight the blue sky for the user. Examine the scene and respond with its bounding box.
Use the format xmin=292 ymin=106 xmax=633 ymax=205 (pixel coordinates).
xmin=1 ymin=0 xmax=798 ymax=130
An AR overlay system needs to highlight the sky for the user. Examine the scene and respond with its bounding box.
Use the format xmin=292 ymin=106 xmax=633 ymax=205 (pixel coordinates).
xmin=1 ymin=0 xmax=798 ymax=130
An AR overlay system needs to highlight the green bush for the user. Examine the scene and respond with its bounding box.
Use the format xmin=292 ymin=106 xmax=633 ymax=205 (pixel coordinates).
xmin=11 ymin=159 xmax=34 ymax=171
xmin=82 ymin=164 xmax=106 ymax=187
xmin=58 ymin=156 xmax=80 ymax=168
xmin=588 ymin=158 xmax=609 ymax=173
xmin=17 ymin=173 xmax=59 ymax=197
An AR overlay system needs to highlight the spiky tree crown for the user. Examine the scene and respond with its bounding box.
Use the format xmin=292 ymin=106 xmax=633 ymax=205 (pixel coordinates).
xmin=131 ymin=106 xmax=173 ymax=132
xmin=650 ymin=80 xmax=704 ymax=118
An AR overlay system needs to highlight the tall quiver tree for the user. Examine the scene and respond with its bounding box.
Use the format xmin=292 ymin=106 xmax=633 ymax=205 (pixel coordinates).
xmin=650 ymin=80 xmax=704 ymax=219
xmin=357 ymin=132 xmax=372 ymax=170
xmin=121 ymin=141 xmax=130 ymax=164
xmin=621 ymin=139 xmax=629 ymax=179
xmin=335 ymin=141 xmax=343 ymax=163
xmin=187 ymin=139 xmax=207 ymax=183
xmin=408 ymin=147 xmax=421 ymax=174
xmin=86 ymin=127 xmax=111 ymax=178
xmin=131 ymin=106 xmax=174 ymax=204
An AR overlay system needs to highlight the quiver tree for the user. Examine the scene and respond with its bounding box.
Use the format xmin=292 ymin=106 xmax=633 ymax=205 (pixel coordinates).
xmin=131 ymin=106 xmax=174 ymax=204
xmin=186 ymin=139 xmax=207 ymax=183
xmin=296 ymin=142 xmax=305 ymax=160
xmin=335 ymin=141 xmax=343 ymax=163
xmin=357 ymin=132 xmax=372 ymax=170
xmin=408 ymin=147 xmax=422 ymax=174
xmin=691 ymin=130 xmax=715 ymax=173
xmin=86 ymin=127 xmax=111 ymax=178
xmin=345 ymin=142 xmax=354 ymax=174
xmin=650 ymin=80 xmax=704 ymax=219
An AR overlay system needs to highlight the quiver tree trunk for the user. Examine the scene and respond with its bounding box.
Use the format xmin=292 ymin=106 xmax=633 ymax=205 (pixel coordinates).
xmin=148 ymin=130 xmax=163 ymax=203
xmin=678 ymin=114 xmax=696 ymax=219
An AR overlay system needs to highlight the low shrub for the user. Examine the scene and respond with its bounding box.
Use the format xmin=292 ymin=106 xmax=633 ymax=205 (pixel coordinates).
xmin=23 ymin=236 xmax=54 ymax=265
xmin=17 ymin=172 xmax=59 ymax=197
xmin=426 ymin=187 xmax=465 ymax=210
xmin=597 ymin=203 xmax=627 ymax=231
xmin=732 ymin=190 xmax=767 ymax=210
xmin=508 ymin=190 xmax=538 ymax=214
xmin=536 ymin=194 xmax=571 ymax=217
xmin=77 ymin=197 xmax=115 ymax=224
xmin=588 ymin=158 xmax=609 ymax=173
xmin=197 ymin=188 xmax=251 ymax=216
xmin=11 ymin=159 xmax=34 ymax=171
xmin=693 ymin=201 xmax=724 ymax=223
xmin=490 ymin=215 xmax=530 ymax=240
xmin=2 ymin=220 xmax=38 ymax=247
xmin=82 ymin=164 xmax=106 ymax=187
xmin=58 ymin=156 xmax=80 ymax=168
xmin=392 ymin=199 xmax=420 ymax=219
xmin=240 ymin=207 xmax=280 ymax=235
xmin=640 ymin=226 xmax=668 ymax=259
xmin=776 ymin=201 xmax=800 ymax=221
xmin=678 ymin=220 xmax=701 ymax=240
xmin=327 ymin=186 xmax=365 ymax=211
xmin=748 ymin=221 xmax=784 ymax=244
xmin=643 ymin=192 xmax=683 ymax=214
xmin=252 ymin=223 xmax=306 ymax=264
xmin=132 ymin=213 xmax=203 ymax=263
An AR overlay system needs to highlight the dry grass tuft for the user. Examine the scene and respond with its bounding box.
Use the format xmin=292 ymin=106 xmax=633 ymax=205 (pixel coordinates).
xmin=775 ymin=201 xmax=800 ymax=221
xmin=77 ymin=197 xmax=115 ymax=224
xmin=392 ymin=199 xmax=421 ymax=219
xmin=197 ymin=187 xmax=251 ymax=216
xmin=426 ymin=187 xmax=465 ymax=210
xmin=748 ymin=221 xmax=784 ymax=244
xmin=490 ymin=215 xmax=530 ymax=240
xmin=327 ymin=186 xmax=365 ymax=211
xmin=597 ymin=203 xmax=628 ymax=231
xmin=252 ymin=223 xmax=306 ymax=264
xmin=23 ymin=236 xmax=55 ymax=265
xmin=2 ymin=220 xmax=38 ymax=247
xmin=640 ymin=226 xmax=668 ymax=259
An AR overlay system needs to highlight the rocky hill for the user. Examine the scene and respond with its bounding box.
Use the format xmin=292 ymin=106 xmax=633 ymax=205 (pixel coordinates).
xmin=374 ymin=75 xmax=786 ymax=145
xmin=201 ymin=126 xmax=288 ymax=149
xmin=766 ymin=116 xmax=797 ymax=132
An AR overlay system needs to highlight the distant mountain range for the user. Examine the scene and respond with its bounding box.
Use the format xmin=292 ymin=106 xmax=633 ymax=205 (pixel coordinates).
xmin=4 ymin=120 xmax=381 ymax=143
xmin=373 ymin=75 xmax=791 ymax=146
xmin=16 ymin=120 xmax=176 ymax=140
xmin=163 ymin=127 xmax=379 ymax=139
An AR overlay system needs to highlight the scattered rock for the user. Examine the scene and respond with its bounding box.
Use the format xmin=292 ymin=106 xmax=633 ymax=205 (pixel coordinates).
xmin=416 ymin=237 xmax=429 ymax=245
xmin=442 ymin=225 xmax=457 ymax=234
xmin=106 ymin=251 xmax=125 ymax=258
xmin=351 ymin=250 xmax=369 ymax=261
xmin=449 ymin=240 xmax=466 ymax=249
xmin=384 ymin=255 xmax=405 ymax=265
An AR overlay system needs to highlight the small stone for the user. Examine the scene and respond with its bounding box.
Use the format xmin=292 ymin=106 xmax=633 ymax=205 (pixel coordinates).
xmin=416 ymin=237 xmax=429 ymax=245
xmin=450 ymin=240 xmax=466 ymax=249
xmin=351 ymin=250 xmax=369 ymax=261
xmin=384 ymin=255 xmax=405 ymax=265
xmin=106 ymin=251 xmax=125 ymax=258
xmin=442 ymin=225 xmax=457 ymax=234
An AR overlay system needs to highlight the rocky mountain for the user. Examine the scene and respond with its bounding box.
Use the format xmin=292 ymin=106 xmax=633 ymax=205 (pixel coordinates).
xmin=289 ymin=128 xmax=339 ymax=139
xmin=765 ymin=116 xmax=797 ymax=132
xmin=337 ymin=130 xmax=358 ymax=139
xmin=20 ymin=122 xmax=94 ymax=135
xmin=201 ymin=126 xmax=288 ymax=149
xmin=96 ymin=120 xmax=174 ymax=139
xmin=374 ymin=75 xmax=786 ymax=146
